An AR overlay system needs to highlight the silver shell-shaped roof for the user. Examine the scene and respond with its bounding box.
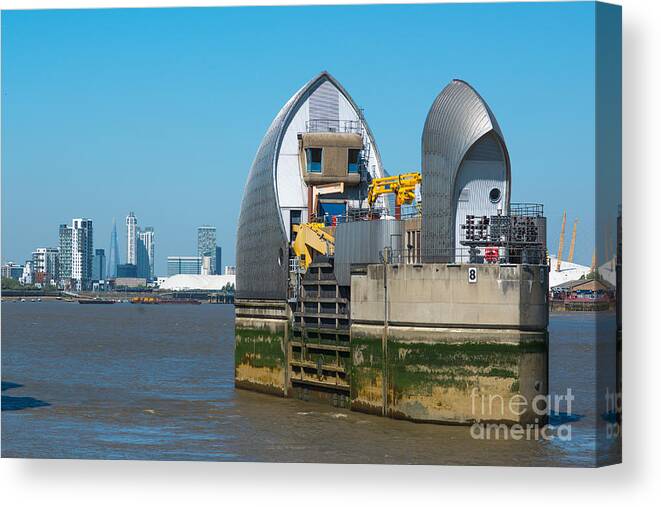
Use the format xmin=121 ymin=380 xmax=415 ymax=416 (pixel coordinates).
xmin=421 ymin=80 xmax=511 ymax=258
xmin=236 ymin=71 xmax=383 ymax=300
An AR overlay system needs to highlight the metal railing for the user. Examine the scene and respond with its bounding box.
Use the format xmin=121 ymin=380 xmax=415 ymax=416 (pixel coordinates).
xmin=509 ymin=203 xmax=544 ymax=217
xmin=305 ymin=119 xmax=363 ymax=134
xmin=309 ymin=203 xmax=542 ymax=226
xmin=381 ymin=246 xmax=547 ymax=266
xmin=308 ymin=205 xmax=422 ymax=226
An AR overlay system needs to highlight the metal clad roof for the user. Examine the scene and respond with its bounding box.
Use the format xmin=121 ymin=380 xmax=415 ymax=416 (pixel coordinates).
xmin=421 ymin=80 xmax=510 ymax=260
xmin=236 ymin=72 xmax=383 ymax=300
xmin=309 ymin=80 xmax=339 ymax=121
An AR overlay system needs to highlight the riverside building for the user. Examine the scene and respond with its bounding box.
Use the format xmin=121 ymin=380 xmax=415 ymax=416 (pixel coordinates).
xmin=71 ymin=218 xmax=94 ymax=290
xmin=167 ymin=256 xmax=202 ymax=276
xmin=58 ymin=218 xmax=93 ymax=290
xmin=32 ymin=247 xmax=60 ymax=285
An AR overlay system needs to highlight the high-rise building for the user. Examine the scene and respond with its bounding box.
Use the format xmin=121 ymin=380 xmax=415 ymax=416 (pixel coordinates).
xmin=32 ymin=247 xmax=59 ymax=284
xmin=167 ymin=256 xmax=201 ymax=276
xmin=197 ymin=226 xmax=217 ymax=274
xmin=93 ymin=249 xmax=106 ymax=281
xmin=71 ymin=218 xmax=94 ymax=290
xmin=136 ymin=226 xmax=155 ymax=280
xmin=107 ymin=218 xmax=121 ymax=279
xmin=224 ymin=265 xmax=236 ymax=276
xmin=126 ymin=212 xmax=137 ymax=265
xmin=215 ymin=246 xmax=222 ymax=276
xmin=58 ymin=224 xmax=73 ymax=282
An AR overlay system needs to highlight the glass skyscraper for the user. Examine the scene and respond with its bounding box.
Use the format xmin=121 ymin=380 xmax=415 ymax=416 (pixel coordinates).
xmin=93 ymin=249 xmax=106 ymax=281
xmin=197 ymin=226 xmax=217 ymax=274
xmin=167 ymin=256 xmax=201 ymax=276
xmin=107 ymin=218 xmax=120 ymax=279
xmin=137 ymin=226 xmax=155 ymax=280
xmin=215 ymin=246 xmax=222 ymax=275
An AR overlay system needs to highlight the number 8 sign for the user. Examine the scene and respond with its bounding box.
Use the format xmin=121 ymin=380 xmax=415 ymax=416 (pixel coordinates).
xmin=468 ymin=267 xmax=477 ymax=283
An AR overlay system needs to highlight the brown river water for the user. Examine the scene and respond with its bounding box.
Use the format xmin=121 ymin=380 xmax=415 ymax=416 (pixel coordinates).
xmin=1 ymin=301 xmax=620 ymax=466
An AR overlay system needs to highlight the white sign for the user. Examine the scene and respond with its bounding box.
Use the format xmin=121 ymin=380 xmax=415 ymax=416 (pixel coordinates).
xmin=468 ymin=267 xmax=478 ymax=284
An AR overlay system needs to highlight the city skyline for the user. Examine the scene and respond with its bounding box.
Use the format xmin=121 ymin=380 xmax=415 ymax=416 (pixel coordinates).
xmin=3 ymin=213 xmax=228 ymax=279
xmin=2 ymin=211 xmax=231 ymax=278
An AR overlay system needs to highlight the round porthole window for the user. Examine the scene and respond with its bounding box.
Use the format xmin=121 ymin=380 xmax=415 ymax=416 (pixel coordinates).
xmin=489 ymin=188 xmax=502 ymax=203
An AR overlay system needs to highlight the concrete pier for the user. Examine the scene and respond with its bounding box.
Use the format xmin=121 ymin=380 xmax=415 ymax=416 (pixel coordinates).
xmin=349 ymin=263 xmax=549 ymax=424
xmin=235 ymin=263 xmax=549 ymax=425
xmin=234 ymin=299 xmax=290 ymax=397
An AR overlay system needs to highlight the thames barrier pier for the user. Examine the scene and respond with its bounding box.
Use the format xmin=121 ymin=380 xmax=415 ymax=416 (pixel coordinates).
xmin=234 ymin=72 xmax=549 ymax=425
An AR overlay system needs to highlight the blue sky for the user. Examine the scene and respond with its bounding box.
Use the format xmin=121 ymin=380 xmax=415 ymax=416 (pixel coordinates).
xmin=2 ymin=2 xmax=600 ymax=275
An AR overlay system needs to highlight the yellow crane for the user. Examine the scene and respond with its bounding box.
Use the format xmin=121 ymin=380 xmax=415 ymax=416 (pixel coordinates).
xmin=568 ymin=219 xmax=578 ymax=264
xmin=556 ymin=210 xmax=566 ymax=272
xmin=291 ymin=222 xmax=335 ymax=270
xmin=367 ymin=172 xmax=421 ymax=219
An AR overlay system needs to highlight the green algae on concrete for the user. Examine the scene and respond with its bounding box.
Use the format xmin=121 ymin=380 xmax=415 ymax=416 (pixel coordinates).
xmin=350 ymin=335 xmax=385 ymax=414
xmin=349 ymin=328 xmax=548 ymax=424
xmin=235 ymin=325 xmax=287 ymax=396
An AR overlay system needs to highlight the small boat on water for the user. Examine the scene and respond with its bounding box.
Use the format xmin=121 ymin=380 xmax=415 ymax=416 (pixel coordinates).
xmin=78 ymin=299 xmax=116 ymax=305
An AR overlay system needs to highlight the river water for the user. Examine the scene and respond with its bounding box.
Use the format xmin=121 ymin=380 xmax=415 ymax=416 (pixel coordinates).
xmin=1 ymin=301 xmax=620 ymax=466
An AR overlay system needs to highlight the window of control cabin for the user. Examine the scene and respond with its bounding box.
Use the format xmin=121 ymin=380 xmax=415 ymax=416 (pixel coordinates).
xmin=348 ymin=149 xmax=360 ymax=173
xmin=306 ymin=148 xmax=322 ymax=172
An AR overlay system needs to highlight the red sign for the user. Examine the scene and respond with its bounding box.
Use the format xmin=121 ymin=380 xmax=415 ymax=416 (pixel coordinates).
xmin=485 ymin=247 xmax=499 ymax=263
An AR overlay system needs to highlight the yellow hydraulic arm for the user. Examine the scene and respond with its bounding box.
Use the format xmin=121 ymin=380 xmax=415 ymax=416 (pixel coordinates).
xmin=292 ymin=223 xmax=335 ymax=270
xmin=367 ymin=172 xmax=422 ymax=208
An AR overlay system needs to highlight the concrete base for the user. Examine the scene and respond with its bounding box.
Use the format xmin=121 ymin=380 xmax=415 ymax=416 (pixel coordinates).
xmin=234 ymin=263 xmax=550 ymax=425
xmin=349 ymin=263 xmax=549 ymax=425
xmin=234 ymin=299 xmax=289 ymax=397
xmin=351 ymin=323 xmax=548 ymax=424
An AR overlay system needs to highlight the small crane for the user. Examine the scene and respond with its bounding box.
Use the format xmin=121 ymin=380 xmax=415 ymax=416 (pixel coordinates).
xmin=291 ymin=222 xmax=335 ymax=270
xmin=367 ymin=172 xmax=422 ymax=219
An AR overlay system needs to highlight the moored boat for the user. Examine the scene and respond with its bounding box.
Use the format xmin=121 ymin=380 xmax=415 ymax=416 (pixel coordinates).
xmin=78 ymin=299 xmax=115 ymax=304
